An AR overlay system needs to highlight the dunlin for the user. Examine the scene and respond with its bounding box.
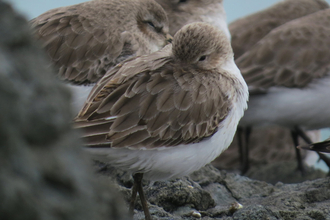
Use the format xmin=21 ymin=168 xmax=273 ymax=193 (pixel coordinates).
xmin=237 ymin=8 xmax=330 ymax=172
xmin=75 ymin=22 xmax=248 ymax=219
xmin=31 ymin=0 xmax=172 ymax=110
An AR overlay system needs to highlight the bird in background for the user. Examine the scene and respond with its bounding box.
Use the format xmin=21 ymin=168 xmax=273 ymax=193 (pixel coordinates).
xmin=237 ymin=6 xmax=330 ymax=174
xmin=299 ymin=138 xmax=330 ymax=153
xmin=155 ymin=0 xmax=230 ymax=39
xmin=30 ymin=0 xmax=172 ymax=111
xmin=74 ymin=22 xmax=248 ymax=220
xmin=227 ymin=0 xmax=330 ymax=174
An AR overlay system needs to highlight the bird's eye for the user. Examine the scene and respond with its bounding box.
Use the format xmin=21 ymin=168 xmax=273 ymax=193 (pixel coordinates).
xmin=147 ymin=21 xmax=155 ymax=28
xmin=179 ymin=0 xmax=187 ymax=3
xmin=199 ymin=55 xmax=207 ymax=61
xmin=147 ymin=21 xmax=163 ymax=33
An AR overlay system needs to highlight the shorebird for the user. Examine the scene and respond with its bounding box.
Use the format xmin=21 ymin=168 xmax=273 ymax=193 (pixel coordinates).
xmin=230 ymin=0 xmax=329 ymax=59
xmin=228 ymin=0 xmax=329 ymax=174
xmin=237 ymin=7 xmax=330 ymax=173
xmin=30 ymin=0 xmax=172 ymax=111
xmin=155 ymin=0 xmax=230 ymax=39
xmin=299 ymin=138 xmax=330 ymax=153
xmin=74 ymin=22 xmax=248 ymax=220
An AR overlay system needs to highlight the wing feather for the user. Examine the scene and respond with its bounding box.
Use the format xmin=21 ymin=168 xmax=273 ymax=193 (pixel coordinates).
xmin=236 ymin=9 xmax=330 ymax=90
xmin=75 ymin=50 xmax=232 ymax=149
xmin=30 ymin=3 xmax=134 ymax=85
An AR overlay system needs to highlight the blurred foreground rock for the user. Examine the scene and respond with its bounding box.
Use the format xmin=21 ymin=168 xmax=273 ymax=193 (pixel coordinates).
xmin=0 ymin=1 xmax=128 ymax=220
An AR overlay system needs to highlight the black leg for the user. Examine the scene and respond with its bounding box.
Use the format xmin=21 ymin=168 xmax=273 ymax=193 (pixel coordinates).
xmin=133 ymin=173 xmax=152 ymax=220
xmin=291 ymin=127 xmax=305 ymax=173
xmin=237 ymin=127 xmax=244 ymax=170
xmin=238 ymin=126 xmax=252 ymax=175
xmin=129 ymin=177 xmax=138 ymax=217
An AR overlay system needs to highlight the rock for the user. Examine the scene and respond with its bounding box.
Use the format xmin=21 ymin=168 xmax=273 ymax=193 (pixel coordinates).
xmin=246 ymin=161 xmax=326 ymax=184
xmin=0 ymin=1 xmax=128 ymax=220
xmin=101 ymin=164 xmax=330 ymax=220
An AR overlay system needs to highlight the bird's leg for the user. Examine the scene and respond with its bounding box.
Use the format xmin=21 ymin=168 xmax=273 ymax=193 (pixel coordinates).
xmin=133 ymin=173 xmax=152 ymax=220
xmin=238 ymin=126 xmax=252 ymax=175
xmin=294 ymin=126 xmax=330 ymax=175
xmin=291 ymin=127 xmax=305 ymax=173
xmin=129 ymin=177 xmax=138 ymax=217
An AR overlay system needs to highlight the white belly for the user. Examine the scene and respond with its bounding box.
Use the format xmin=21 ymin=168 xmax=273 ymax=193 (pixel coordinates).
xmin=240 ymin=76 xmax=330 ymax=130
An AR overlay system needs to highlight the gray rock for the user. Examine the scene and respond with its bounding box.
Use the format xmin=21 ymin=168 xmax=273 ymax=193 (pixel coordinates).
xmin=101 ymin=164 xmax=330 ymax=220
xmin=246 ymin=161 xmax=326 ymax=184
xmin=0 ymin=1 xmax=128 ymax=220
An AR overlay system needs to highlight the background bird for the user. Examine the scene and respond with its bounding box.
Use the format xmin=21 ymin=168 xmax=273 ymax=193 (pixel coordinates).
xmin=299 ymin=138 xmax=330 ymax=153
xmin=237 ymin=7 xmax=330 ymax=173
xmin=214 ymin=0 xmax=329 ymax=174
xmin=74 ymin=22 xmax=248 ymax=220
xmin=155 ymin=0 xmax=230 ymax=39
xmin=30 ymin=0 xmax=172 ymax=111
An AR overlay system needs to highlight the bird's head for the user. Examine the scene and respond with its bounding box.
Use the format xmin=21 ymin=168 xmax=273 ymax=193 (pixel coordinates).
xmin=172 ymin=22 xmax=232 ymax=70
xmin=136 ymin=0 xmax=172 ymax=52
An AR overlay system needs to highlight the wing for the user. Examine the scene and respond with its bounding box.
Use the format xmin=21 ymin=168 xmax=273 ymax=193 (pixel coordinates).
xmin=298 ymin=139 xmax=330 ymax=153
xmin=230 ymin=0 xmax=329 ymax=59
xmin=236 ymin=9 xmax=330 ymax=90
xmin=30 ymin=4 xmax=131 ymax=85
xmin=74 ymin=51 xmax=231 ymax=149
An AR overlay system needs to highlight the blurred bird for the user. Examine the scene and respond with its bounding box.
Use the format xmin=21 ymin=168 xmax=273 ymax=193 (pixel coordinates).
xmin=230 ymin=0 xmax=329 ymax=59
xmin=74 ymin=22 xmax=248 ymax=220
xmin=299 ymin=139 xmax=330 ymax=153
xmin=225 ymin=0 xmax=329 ymax=174
xmin=155 ymin=0 xmax=230 ymax=39
xmin=237 ymin=7 xmax=330 ymax=173
xmin=30 ymin=0 xmax=172 ymax=110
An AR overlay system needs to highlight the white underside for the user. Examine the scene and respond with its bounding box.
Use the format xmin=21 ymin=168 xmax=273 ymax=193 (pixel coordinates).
xmin=240 ymin=75 xmax=330 ymax=130
xmin=67 ymin=84 xmax=93 ymax=114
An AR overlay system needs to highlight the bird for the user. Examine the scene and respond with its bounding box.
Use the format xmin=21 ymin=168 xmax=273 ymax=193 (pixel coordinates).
xmin=155 ymin=0 xmax=230 ymax=39
xmin=74 ymin=22 xmax=248 ymax=220
xmin=299 ymin=138 xmax=330 ymax=153
xmin=30 ymin=0 xmax=172 ymax=111
xmin=230 ymin=0 xmax=329 ymax=59
xmin=225 ymin=0 xmax=329 ymax=174
xmin=237 ymin=7 xmax=330 ymax=173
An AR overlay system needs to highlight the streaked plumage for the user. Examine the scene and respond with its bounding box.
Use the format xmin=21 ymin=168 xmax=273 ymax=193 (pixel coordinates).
xmin=30 ymin=0 xmax=172 ymax=112
xmin=31 ymin=0 xmax=171 ymax=85
xmin=155 ymin=0 xmax=230 ymax=39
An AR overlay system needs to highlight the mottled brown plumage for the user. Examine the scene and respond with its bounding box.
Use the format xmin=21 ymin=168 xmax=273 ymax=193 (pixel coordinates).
xmin=74 ymin=22 xmax=248 ymax=220
xmin=31 ymin=0 xmax=171 ymax=85
xmin=75 ymin=22 xmax=238 ymax=149
xmin=230 ymin=0 xmax=329 ymax=59
xmin=236 ymin=8 xmax=330 ymax=90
